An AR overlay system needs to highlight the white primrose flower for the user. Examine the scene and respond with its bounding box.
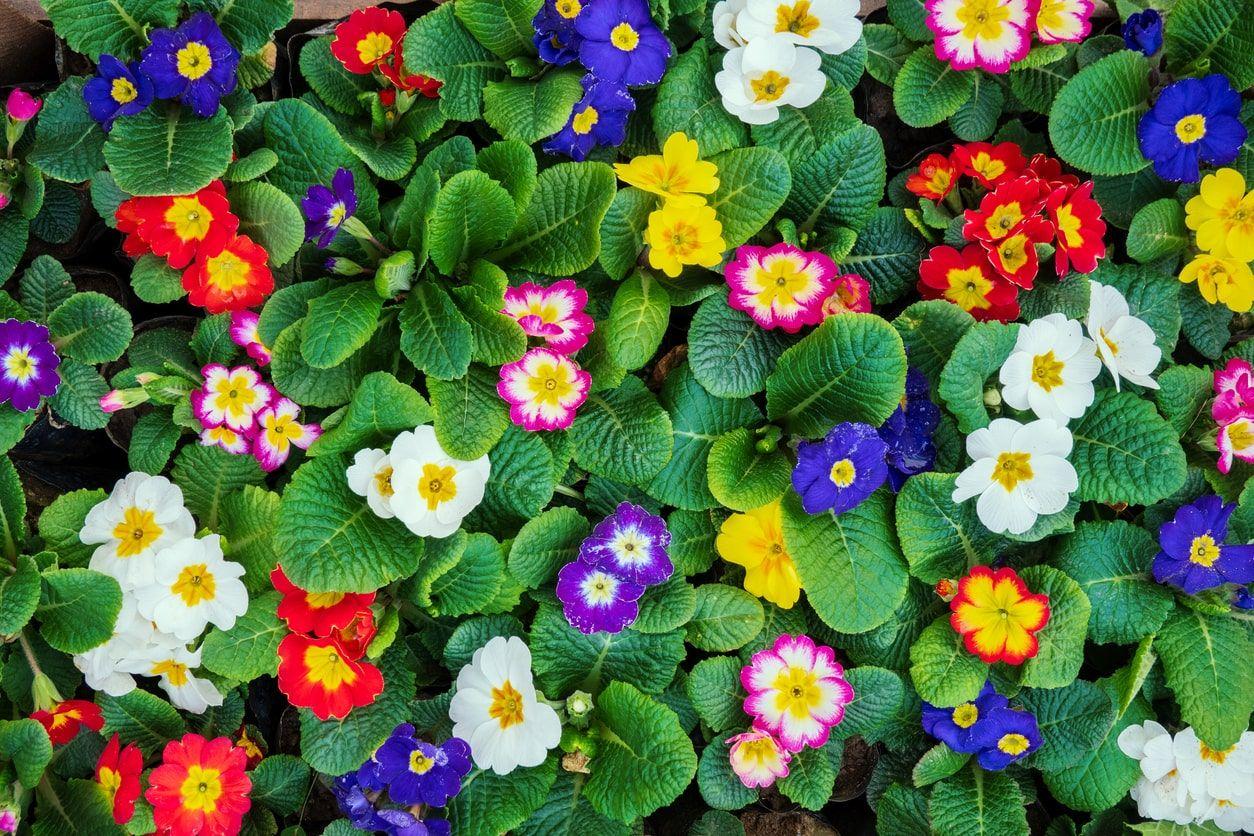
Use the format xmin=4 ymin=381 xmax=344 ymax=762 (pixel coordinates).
xmin=998 ymin=313 xmax=1101 ymax=425
xmin=1118 ymin=721 xmax=1199 ymax=826
xmin=715 ymin=35 xmax=826 ymax=126
xmin=346 ymin=447 xmax=396 ymax=519
xmin=387 ymin=426 xmax=490 ymax=539
xmin=713 ymin=0 xmax=749 ymax=48
xmin=1173 ymin=727 xmax=1254 ymax=805
xmin=72 ymin=596 xmax=178 ymax=697
xmin=80 ymin=473 xmax=196 ymax=590
xmin=1086 ymin=281 xmax=1162 ymax=391
xmin=952 ymin=417 xmax=1078 ymax=535
xmin=448 ymin=636 xmax=561 ymax=775
xmin=121 ymin=644 xmax=223 ymax=715
xmin=736 ymin=0 xmax=862 ymax=55
xmin=132 ymin=534 xmax=249 ymax=643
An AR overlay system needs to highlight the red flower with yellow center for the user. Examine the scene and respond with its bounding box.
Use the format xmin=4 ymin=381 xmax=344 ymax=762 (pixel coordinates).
xmin=271 ymin=565 xmax=377 ymax=637
xmin=128 ymin=181 xmax=238 ymax=269
xmin=906 ymin=153 xmax=957 ymax=201
xmin=949 ymin=566 xmax=1050 ymax=665
xmin=32 ymin=699 xmax=103 ymax=745
xmin=982 ymin=217 xmax=1053 ymax=289
xmin=962 ymin=178 xmax=1047 ymax=244
xmin=951 ymin=141 xmax=1026 ymax=189
xmin=277 ymin=633 xmax=384 ymax=721
xmin=331 ymin=7 xmax=408 ymax=74
xmin=95 ymin=733 xmax=143 ymax=825
xmin=182 ymin=234 xmax=274 ymax=313
xmin=145 ymin=734 xmax=251 ymax=836
xmin=1046 ymin=181 xmax=1107 ymax=276
xmin=1024 ymin=153 xmax=1079 ymax=192
xmin=917 ymin=244 xmax=1020 ymax=322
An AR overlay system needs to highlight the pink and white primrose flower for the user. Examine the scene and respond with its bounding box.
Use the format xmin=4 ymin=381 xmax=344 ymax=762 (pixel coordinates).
xmin=190 ymin=365 xmax=273 ymax=432
xmin=1218 ymin=416 xmax=1254 ymax=475
xmin=727 ymin=730 xmax=791 ymax=789
xmin=229 ymin=311 xmax=272 ymax=365
xmin=1213 ymin=358 xmax=1254 ymax=427
xmin=253 ymin=397 xmax=321 ymax=472
xmin=741 ymin=634 xmax=855 ymax=753
xmin=725 ymin=243 xmax=838 ymax=332
xmin=925 ymin=0 xmax=1036 ymax=73
xmin=820 ymin=272 xmax=872 ymax=318
xmin=199 ymin=424 xmax=251 ymax=455
xmin=1033 ymin=0 xmax=1092 ymax=44
xmin=502 ymin=280 xmax=595 ymax=354
xmin=497 ymin=347 xmax=591 ymax=432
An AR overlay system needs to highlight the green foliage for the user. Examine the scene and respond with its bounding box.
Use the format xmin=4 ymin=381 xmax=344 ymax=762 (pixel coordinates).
xmin=1048 ymin=51 xmax=1150 ymax=175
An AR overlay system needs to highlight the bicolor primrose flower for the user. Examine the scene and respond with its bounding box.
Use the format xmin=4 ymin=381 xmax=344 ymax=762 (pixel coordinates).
xmin=497 ymin=347 xmax=592 ymax=431
xmin=727 ymin=730 xmax=791 ymax=789
xmin=386 ymin=426 xmax=491 ymax=538
xmin=277 ymin=631 xmax=384 ymax=721
xmin=358 ymin=724 xmax=473 ymax=808
xmin=302 ymin=167 xmax=357 ymax=249
xmin=31 ymin=700 xmax=103 ymax=746
xmin=734 ymin=0 xmax=863 ymax=55
xmin=1033 ymin=0 xmax=1092 ymax=44
xmin=121 ymin=181 xmax=237 ymax=270
xmin=132 ymin=534 xmax=248 ymax=642
xmin=0 ymin=319 xmax=60 ymax=412
xmin=271 ymin=566 xmax=376 ymax=637
xmin=191 ymin=364 xmax=274 ymax=433
xmin=448 ymin=636 xmax=562 ymax=775
xmin=575 ymin=0 xmax=671 ymax=85
xmin=1213 ymin=358 xmax=1254 ymax=426
xmin=1185 ymin=167 xmax=1254 ymax=261
xmin=952 ymin=417 xmax=1078 ymax=535
xmin=1218 ymin=413 xmax=1254 ymax=479
xmin=724 ymin=243 xmax=838 ymax=332
xmin=1152 ymin=495 xmax=1254 ymax=594
xmin=1138 ymin=75 xmax=1247 ymax=184
xmin=330 ymin=6 xmax=407 ymax=74
xmin=199 ymin=424 xmax=251 ymax=456
xmin=501 ymin=279 xmax=595 ymax=354
xmin=346 ymin=447 xmax=397 ymax=519
xmin=716 ymin=500 xmax=802 ymax=609
xmin=741 ymin=634 xmax=854 ymax=752
xmin=556 ymin=559 xmax=646 ymax=634
xmin=82 ymin=54 xmax=154 ymax=130
xmin=183 ymin=234 xmax=275 ymax=313
xmin=579 ymin=501 xmax=674 ymax=587
xmin=646 ymin=201 xmax=726 ymax=278
xmin=95 ymin=734 xmax=143 ymax=826
xmin=80 ymin=472 xmax=196 ymax=590
xmin=145 ymin=734 xmax=251 ymax=836
xmin=917 ymin=244 xmax=1020 ymax=322
xmin=614 ymin=132 xmax=720 ymax=207
xmin=999 ymin=313 xmax=1101 ymax=424
xmin=949 ymin=565 xmax=1051 ymax=664
xmin=1046 ymin=181 xmax=1107 ymax=276
xmin=925 ymin=0 xmax=1034 ymax=73
xmin=950 ymin=141 xmax=1025 ymax=189
xmin=253 ymin=397 xmax=321 ymax=472
xmin=715 ymin=35 xmax=826 ymax=125
xmin=1086 ymin=281 xmax=1161 ymax=391
xmin=792 ymin=421 xmax=888 ymax=515
xmin=1179 ymin=253 xmax=1253 ymax=313
xmin=906 ymin=152 xmax=957 ymax=201
xmin=820 ymin=272 xmax=872 ymax=318
xmin=140 ymin=13 xmax=239 ymax=117
xmin=228 ymin=310 xmax=271 ymax=365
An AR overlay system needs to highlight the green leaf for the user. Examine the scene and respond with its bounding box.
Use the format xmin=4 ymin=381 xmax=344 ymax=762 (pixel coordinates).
xmin=0 ymin=554 xmax=40 ymax=635
xmin=1127 ymin=199 xmax=1188 ymax=264
xmin=893 ymin=47 xmax=974 ymax=128
xmin=1155 ymin=609 xmax=1254 ymax=749
xmin=300 ymin=282 xmax=383 ymax=369
xmin=314 ymin=372 xmax=432 ymax=456
xmin=0 ymin=212 xmax=29 ymax=285
xmin=908 ymin=616 xmax=988 ymax=707
xmin=1165 ymin=0 xmax=1254 ymax=89
xmin=0 ymin=718 xmax=53 ymax=788
xmin=299 ymin=37 xmax=372 ymax=116
xmin=491 ymin=162 xmax=616 ymax=274
xmin=1009 ymin=48 xmax=1076 ymax=114
xmin=1071 ymin=389 xmax=1187 ymax=505
xmin=38 ymin=489 xmax=104 ymax=568
xmin=912 ymin=743 xmax=969 ymax=788
xmin=430 ymin=171 xmax=518 ymax=274
xmin=605 ymin=272 xmax=671 ymax=371
xmin=42 ymin=0 xmax=178 ymax=59
xmin=706 ymin=427 xmax=792 ymax=512
xmin=450 ymin=758 xmax=557 ymax=836
xmin=689 ymin=294 xmax=797 ymax=398
xmin=98 ymin=689 xmax=187 ymax=756
xmin=1018 ymin=565 xmax=1090 ymax=689
xmin=32 ymin=777 xmax=126 ymax=836
xmin=929 ymin=765 xmax=1028 ymax=836
xmin=950 ymin=74 xmax=1005 ymax=141
xmin=402 ymin=4 xmax=505 ymax=121
xmin=48 ymin=292 xmax=132 ymax=364
xmin=200 ymin=590 xmax=285 ymax=681
xmin=429 ymin=364 xmax=510 ymax=460
xmin=1154 ymin=365 xmax=1213 ymax=437
xmin=30 ymin=79 xmax=108 ymax=184
xmin=751 ymin=87 xmax=860 ymax=168
xmin=248 ymin=754 xmax=310 ymax=817
xmin=47 ymin=360 xmax=109 ymax=430
xmin=483 ymin=72 xmax=584 ymax=144
xmin=229 ymin=181 xmax=304 ymax=268
xmin=171 ymin=444 xmax=265 ymax=528
xmin=939 ymin=321 xmax=1020 ymax=434
xmin=834 ymin=666 xmax=910 ymax=745
xmin=413 ymin=532 xmax=504 ymax=617
xmin=864 ymin=24 xmax=915 ymax=85
xmin=892 ymin=301 xmax=975 ymax=388
xmin=0 ymin=456 xmax=25 ymax=564
xmin=896 ymin=473 xmax=1008 ymax=585
xmin=37 ymin=568 xmax=122 ymax=654
xmin=707 ymin=147 xmax=792 ymax=249
xmin=194 ymin=0 xmax=292 ymax=53
xmin=599 ymin=188 xmax=655 ymax=281
xmin=219 ymin=486 xmax=280 ymax=593
xmin=104 ymin=105 xmax=234 ymax=196
xmin=127 ymin=411 xmax=181 ymax=475
xmin=508 ymin=507 xmax=589 ymax=589
xmin=781 ymin=490 xmax=909 ymax=634
xmin=530 ymin=604 xmax=686 ymax=696
xmin=263 ymin=100 xmax=366 ymax=213
xmin=518 ymin=770 xmax=633 ymax=836
xmin=765 ymin=313 xmax=907 ymax=437
xmin=697 ymin=729 xmax=757 ymax=811
xmin=129 ymin=254 xmax=186 ymax=304
xmin=399 ymin=283 xmax=473 ymax=380
xmin=686 ymin=584 xmax=764 ymax=652
xmin=1048 ymin=51 xmax=1150 ymax=176
xmin=1019 ymin=680 xmax=1116 ymax=772
xmin=845 ymin=207 xmax=930 ymax=305
xmin=455 ymin=0 xmax=540 ymax=59
xmin=779 ymin=744 xmax=839 ymax=810
xmin=19 ymin=256 xmax=74 ymax=323
xmin=685 ymin=655 xmax=745 ymax=733
xmin=653 ymin=42 xmax=748 ymax=157
xmin=784 ymin=125 xmax=886 ymax=233
xmin=570 ymin=377 xmax=674 ymax=486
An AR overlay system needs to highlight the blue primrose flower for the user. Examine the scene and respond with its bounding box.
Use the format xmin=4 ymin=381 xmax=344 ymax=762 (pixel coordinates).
xmin=543 ymin=75 xmax=635 ymax=162
xmin=921 ymin=681 xmax=1009 ymax=754
xmin=82 ymin=54 xmax=154 ymax=130
xmin=533 ymin=0 xmax=584 ymax=66
xmin=302 ymin=167 xmax=358 ymax=248
xmin=877 ymin=368 xmax=940 ymax=492
xmin=1138 ymin=74 xmax=1247 ymax=183
xmin=792 ymin=422 xmax=889 ymax=515
xmin=1122 ymin=9 xmax=1163 ymax=56
xmin=575 ymin=0 xmax=671 ymax=86
xmin=556 ymin=558 xmax=645 ymax=634
xmin=358 ymin=724 xmax=472 ymax=808
xmin=331 ymin=773 xmax=386 ymax=832
xmin=376 ymin=809 xmax=450 ymax=836
xmin=969 ymin=707 xmax=1043 ymax=770
xmin=141 ymin=12 xmax=240 ymax=117
xmin=577 ymin=501 xmax=673 ymax=588
xmin=1152 ymin=495 xmax=1254 ymax=595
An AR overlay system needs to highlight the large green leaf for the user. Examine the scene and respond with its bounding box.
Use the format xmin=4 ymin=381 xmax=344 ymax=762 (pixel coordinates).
xmin=685 ymin=584 xmax=764 ymax=652
xmin=570 ymin=377 xmax=674 ymax=486
xmin=908 ymin=616 xmax=988 ymax=707
xmin=1155 ymin=609 xmax=1254 ymax=749
xmin=1165 ymin=0 xmax=1254 ymax=89
xmin=1019 ymin=680 xmax=1116 ymax=772
xmin=229 ymin=180 xmax=304 ymax=268
xmin=653 ymin=42 xmax=749 ymax=157
xmin=450 ymin=758 xmax=557 ymax=836
xmin=1048 ymin=51 xmax=1150 ymax=175
xmin=37 ymin=568 xmax=122 ymax=654
xmin=28 ymin=79 xmax=107 ymax=183
xmin=454 ymin=0 xmax=541 ymax=60
xmin=784 ymin=124 xmax=886 ymax=233
xmin=707 ymin=147 xmax=792 ymax=249
xmin=200 ymin=590 xmax=285 ymax=681
xmin=402 ymin=4 xmax=506 ymax=121
xmin=605 ymin=272 xmax=671 ymax=371
xmin=399 ymin=283 xmax=473 ymax=381
xmin=893 ymin=47 xmax=974 ymax=128
xmin=929 ymin=765 xmax=1028 ymax=836
xmin=313 ymin=372 xmax=432 ymax=456
xmin=482 ymin=72 xmax=584 ymax=144
xmin=430 ymin=171 xmax=518 ymax=274
xmin=938 ymin=321 xmax=1020 ymax=434
xmin=1071 ymin=389 xmax=1187 ymax=505
xmin=42 ymin=0 xmax=178 ymax=60
xmin=104 ymin=105 xmax=234 ymax=196
xmin=706 ymin=427 xmax=791 ymax=512
xmin=896 ymin=473 xmax=1008 ymax=585
xmin=1018 ymin=565 xmax=1090 ymax=690
xmin=689 ymin=294 xmax=797 ymax=398
xmin=490 ymin=162 xmax=616 ymax=274
xmin=429 ymin=364 xmax=510 ymax=461
xmin=529 ymin=605 xmax=686 ymax=696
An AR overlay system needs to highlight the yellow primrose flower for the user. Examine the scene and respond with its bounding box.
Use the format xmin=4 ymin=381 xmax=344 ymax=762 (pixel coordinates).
xmin=715 ymin=500 xmax=801 ymax=609
xmin=645 ymin=202 xmax=725 ymax=278
xmin=1185 ymin=167 xmax=1254 ymax=261
xmin=613 ymin=131 xmax=720 ymax=207
xmin=1180 ymin=253 xmax=1254 ymax=313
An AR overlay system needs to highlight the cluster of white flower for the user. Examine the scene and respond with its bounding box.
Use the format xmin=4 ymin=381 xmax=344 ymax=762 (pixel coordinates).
xmin=73 ymin=473 xmax=249 ymax=713
xmin=347 ymin=425 xmax=491 ymax=539
xmin=1119 ymin=721 xmax=1254 ymax=832
xmin=711 ymin=0 xmax=860 ymax=125
xmin=954 ymin=282 xmax=1162 ymax=535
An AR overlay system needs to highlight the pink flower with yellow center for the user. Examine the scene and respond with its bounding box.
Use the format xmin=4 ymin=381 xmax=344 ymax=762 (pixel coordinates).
xmin=724 ymin=243 xmax=838 ymax=332
xmin=501 ymin=279 xmax=595 ymax=354
xmin=190 ymin=364 xmax=273 ymax=432
xmin=925 ymin=0 xmax=1034 ymax=74
xmin=820 ymin=272 xmax=872 ymax=318
xmin=497 ymin=347 xmax=591 ymax=432
xmin=199 ymin=424 xmax=250 ymax=455
xmin=1218 ymin=416 xmax=1254 ymax=475
xmin=1034 ymin=0 xmax=1092 ymax=44
xmin=727 ymin=730 xmax=791 ymax=788
xmin=253 ymin=397 xmax=321 ymax=472
xmin=741 ymin=634 xmax=855 ymax=753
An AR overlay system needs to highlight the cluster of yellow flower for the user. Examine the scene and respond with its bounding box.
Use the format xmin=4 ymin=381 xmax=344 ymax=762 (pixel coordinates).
xmin=614 ymin=132 xmax=728 ymax=277
xmin=1180 ymin=168 xmax=1254 ymax=313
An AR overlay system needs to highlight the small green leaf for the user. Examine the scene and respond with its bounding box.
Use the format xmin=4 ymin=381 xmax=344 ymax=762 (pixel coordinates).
xmin=301 ymin=282 xmax=384 ymax=369
xmin=48 ymin=292 xmax=132 ymax=364
xmin=686 ymin=584 xmax=764 ymax=652
xmin=37 ymin=568 xmax=122 ymax=654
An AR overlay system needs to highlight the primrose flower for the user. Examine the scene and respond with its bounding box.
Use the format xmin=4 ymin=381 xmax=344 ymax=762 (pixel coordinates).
xmin=448 ymin=636 xmax=562 ymax=775
xmin=820 ymin=273 xmax=872 ymax=317
xmin=303 ymin=167 xmax=357 ymax=249
xmin=95 ymin=734 xmax=143 ymax=826
xmin=31 ymin=700 xmax=103 ymax=745
xmin=253 ymin=397 xmax=321 ymax=472
xmin=716 ymin=500 xmax=802 ymax=609
xmin=1046 ymin=181 xmax=1107 ymax=276
xmin=1172 ymin=726 xmax=1254 ymax=807
xmin=917 ymin=244 xmax=1020 ymax=322
xmin=792 ymin=422 xmax=888 ymax=516
xmin=736 ymin=0 xmax=862 ymax=54
xmin=331 ymin=6 xmax=407 ymax=74
xmin=716 ymin=35 xmax=826 ymax=125
xmin=713 ymin=0 xmax=749 ymax=48
xmin=277 ymin=632 xmax=384 ymax=721
xmin=1213 ymin=358 xmax=1254 ymax=426
xmin=983 ymin=216 xmax=1053 ymax=288
xmin=359 ymin=724 xmax=473 ymax=807
xmin=1122 ymin=9 xmax=1162 ymax=57
xmin=132 ymin=534 xmax=248 ymax=642
xmin=83 ymin=55 xmax=154 ymax=130
xmin=646 ymin=201 xmax=726 ymax=278
xmin=1119 ymin=721 xmax=1195 ymax=826
xmin=141 ymin=12 xmax=240 ymax=117
xmin=878 ymin=368 xmax=940 ymax=491
xmin=228 ymin=310 xmax=271 ymax=365
xmin=1153 ymin=495 xmax=1254 ymax=594
xmin=497 ymin=347 xmax=592 ymax=432
xmin=183 ymin=234 xmax=275 ymax=313
xmin=614 ymin=132 xmax=720 ymax=207
xmin=575 ymin=0 xmax=671 ymax=85
xmin=1086 ymin=281 xmax=1161 ymax=391
xmin=1185 ymin=167 xmax=1254 ymax=261
xmin=1179 ymin=253 xmax=1253 ymax=313
xmin=950 ymin=141 xmax=1025 ymax=189
xmin=271 ymin=566 xmax=375 ymax=636
xmin=0 ymin=319 xmax=60 ymax=412
xmin=970 ymin=706 xmax=1043 ymax=769
xmin=81 ymin=472 xmax=196 ymax=590
xmin=741 ymin=634 xmax=854 ymax=752
xmin=556 ymin=559 xmax=645 ymax=634
xmin=999 ymin=313 xmax=1101 ymax=424
xmin=1138 ymin=75 xmax=1247 ymax=184
xmin=925 ymin=0 xmax=1034 ymax=73
xmin=72 ymin=600 xmax=174 ymax=697
xmin=728 ymin=730 xmax=791 ymax=789
xmin=502 ymin=279 xmax=594 ymax=354
xmin=906 ymin=153 xmax=957 ymax=201
xmin=191 ymin=364 xmax=274 ymax=432
xmin=1218 ymin=417 xmax=1254 ymax=475
xmin=724 ymin=243 xmax=838 ymax=332
xmin=387 ymin=426 xmax=491 ymax=538
xmin=533 ymin=0 xmax=584 ymax=65
xmin=346 ymin=447 xmax=397 ymax=519
xmin=1033 ymin=0 xmax=1093 ymax=44
xmin=580 ymin=501 xmax=674 ymax=586
xmin=199 ymin=424 xmax=250 ymax=455
xmin=121 ymin=181 xmax=237 ymax=270
xmin=145 ymin=734 xmax=251 ymax=836
xmin=5 ymin=88 xmax=40 ymax=121
xmin=962 ymin=176 xmax=1047 ymax=245
xmin=921 ymin=681 xmax=1009 ymax=753
xmin=543 ymin=75 xmax=636 ymax=162
xmin=122 ymin=644 xmax=224 ymax=714
xmin=949 ymin=565 xmax=1051 ymax=665
xmin=952 ymin=417 xmax=1077 ymax=535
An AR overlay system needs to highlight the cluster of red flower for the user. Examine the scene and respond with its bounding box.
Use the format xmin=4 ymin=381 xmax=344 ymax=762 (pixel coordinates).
xmin=116 ymin=180 xmax=274 ymax=314
xmin=910 ymin=142 xmax=1107 ymax=322
xmin=331 ymin=6 xmax=442 ymax=101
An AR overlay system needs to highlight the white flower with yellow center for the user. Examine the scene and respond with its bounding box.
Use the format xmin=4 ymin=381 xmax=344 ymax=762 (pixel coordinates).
xmin=80 ymin=473 xmax=196 ymax=590
xmin=132 ymin=534 xmax=248 ymax=642
xmin=1173 ymin=727 xmax=1254 ymax=806
xmin=121 ymin=644 xmax=223 ymax=714
xmin=72 ymin=597 xmax=179 ymax=697
xmin=736 ymin=0 xmax=862 ymax=55
xmin=952 ymin=417 xmax=1078 ymax=535
xmin=1085 ymin=281 xmax=1161 ymax=391
xmin=998 ymin=313 xmax=1101 ymax=424
xmin=713 ymin=0 xmax=749 ymax=48
xmin=715 ymin=35 xmax=826 ymax=125
xmin=387 ymin=426 xmax=490 ymax=539
xmin=448 ymin=636 xmax=561 ymax=775
xmin=347 ymin=447 xmax=397 ymax=519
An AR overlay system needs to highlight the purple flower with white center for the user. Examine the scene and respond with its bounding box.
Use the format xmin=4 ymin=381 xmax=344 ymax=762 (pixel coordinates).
xmin=556 ymin=560 xmax=645 ymax=634
xmin=360 ymin=724 xmax=472 ymax=808
xmin=82 ymin=55 xmax=154 ymax=131
xmin=543 ymin=75 xmax=635 ymax=162
xmin=302 ymin=167 xmax=357 ymax=248
xmin=140 ymin=12 xmax=240 ymax=118
xmin=877 ymin=368 xmax=940 ymax=491
xmin=792 ymin=422 xmax=888 ymax=515
xmin=969 ymin=706 xmax=1042 ymax=770
xmin=579 ymin=501 xmax=673 ymax=586
xmin=532 ymin=0 xmax=584 ymax=66
xmin=575 ymin=0 xmax=670 ymax=86
xmin=0 ymin=320 xmax=60 ymax=412
xmin=1153 ymin=495 xmax=1254 ymax=595
xmin=921 ymin=681 xmax=1009 ymax=754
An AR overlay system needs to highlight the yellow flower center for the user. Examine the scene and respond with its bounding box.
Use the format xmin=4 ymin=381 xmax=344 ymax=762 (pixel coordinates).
xmin=111 ymin=77 xmax=138 ymax=105
xmin=753 ymin=256 xmax=812 ymax=309
xmin=328 ymin=203 xmax=347 ymax=228
xmin=572 ymin=105 xmax=599 ymax=135
xmin=304 ymin=643 xmax=359 ymax=689
xmin=944 ymin=266 xmax=994 ymax=311
xmin=176 ymin=42 xmax=214 ymax=81
xmin=1200 ymin=742 xmax=1234 ymax=763
xmin=998 ymin=733 xmax=1031 ymax=755
xmin=306 ymin=590 xmax=346 ymax=609
xmin=373 ymin=465 xmax=395 ymax=498
xmin=180 ymin=765 xmax=223 ymax=813
xmin=735 ymin=736 xmax=779 ymax=765
xmin=165 ymin=197 xmax=214 ymax=242
xmin=666 ymin=222 xmax=700 ymax=257
xmin=829 ymin=458 xmax=856 ymax=488
xmin=263 ymin=412 xmax=302 ymax=453
xmin=751 ymin=70 xmax=791 ymax=103
xmin=1228 ymin=419 xmax=1254 ymax=450
xmin=952 ymin=703 xmax=979 ymax=728
xmin=526 ymin=360 xmax=577 ymax=406
xmin=357 ymin=32 xmax=394 ymax=65
xmin=986 ymin=203 xmax=1023 ymax=238
xmin=1099 ymin=328 xmax=1119 ymax=356
xmin=409 ymin=749 xmax=435 ymax=775
xmin=172 ymin=563 xmax=217 ymax=606
xmin=557 ymin=0 xmax=581 ymax=18
xmin=417 ymin=463 xmax=458 ymax=511
xmin=99 ymin=766 xmax=122 ymax=801
xmin=204 ymin=250 xmax=252 ymax=292
xmin=581 ymin=571 xmax=618 ymax=604
xmin=1055 ymin=202 xmax=1083 ymax=247
xmin=998 ymin=234 xmax=1030 ymax=273
xmin=1189 ymin=534 xmax=1221 ymax=567
xmin=992 ymin=451 xmax=1033 ymax=491
xmin=489 ymin=680 xmax=526 ymax=729
xmin=772 ymin=666 xmax=821 ymax=719
xmin=957 ymin=0 xmax=1011 ymax=39
xmin=970 ymin=153 xmax=1006 ymax=183
xmin=151 ymin=659 xmax=190 ymax=687
xmin=1031 ymin=350 xmax=1065 ymax=391
xmin=610 ymin=22 xmax=640 ymax=51
xmin=112 ymin=506 xmax=163 ymax=558
xmin=211 ymin=375 xmax=260 ymax=418
xmin=1175 ymin=114 xmax=1207 ymax=144
xmin=3 ymin=347 xmax=36 ymax=383
xmin=775 ymin=0 xmax=821 ymax=36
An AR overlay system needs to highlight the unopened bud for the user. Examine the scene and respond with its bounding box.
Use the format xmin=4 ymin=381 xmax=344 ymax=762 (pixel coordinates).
xmin=983 ymin=387 xmax=1002 ymax=408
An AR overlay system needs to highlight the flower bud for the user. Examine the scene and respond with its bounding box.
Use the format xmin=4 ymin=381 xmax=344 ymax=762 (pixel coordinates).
xmin=565 ymin=689 xmax=594 ymax=728
xmin=983 ymin=387 xmax=1002 ymax=408
xmin=30 ymin=671 xmax=63 ymax=713
xmin=934 ymin=578 xmax=957 ymax=602
xmin=6 ymin=89 xmax=40 ymax=122
xmin=326 ymin=257 xmax=365 ymax=276
xmin=0 ymin=805 xmax=18 ymax=834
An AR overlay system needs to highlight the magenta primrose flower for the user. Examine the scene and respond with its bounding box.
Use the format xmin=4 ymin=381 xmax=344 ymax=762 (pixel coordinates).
xmin=725 ymin=243 xmax=838 ymax=332
xmin=497 ymin=347 xmax=591 ymax=431
xmin=501 ymin=279 xmax=595 ymax=354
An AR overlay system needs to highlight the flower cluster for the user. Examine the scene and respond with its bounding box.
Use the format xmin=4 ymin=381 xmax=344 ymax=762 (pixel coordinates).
xmin=926 ymin=0 xmax=1091 ymax=74
xmin=1139 ymin=76 xmax=1246 ymax=184
xmin=557 ymin=501 xmax=673 ymax=633
xmin=1180 ymin=168 xmax=1254 ymax=313
xmin=0 ymin=319 xmax=60 ymax=412
xmin=191 ymin=363 xmax=320 ymax=472
xmin=922 ymin=681 xmax=1042 ymax=769
xmin=1153 ymin=495 xmax=1254 ymax=595
xmin=1212 ymin=358 xmax=1254 ymax=473
xmin=332 ymin=6 xmax=441 ymax=100
xmin=948 ymin=565 xmax=1050 ymax=664
xmin=539 ymin=0 xmax=670 ymax=160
